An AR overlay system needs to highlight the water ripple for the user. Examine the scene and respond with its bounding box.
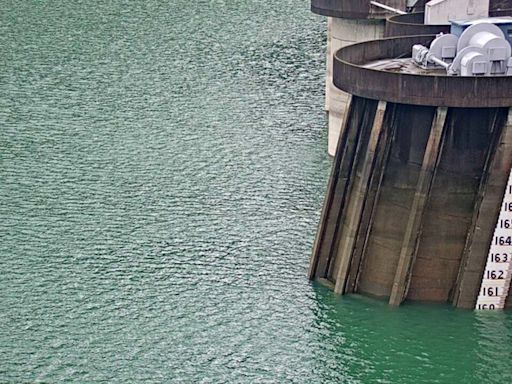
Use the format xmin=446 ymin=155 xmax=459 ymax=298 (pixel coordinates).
xmin=2 ymin=0 xmax=512 ymax=383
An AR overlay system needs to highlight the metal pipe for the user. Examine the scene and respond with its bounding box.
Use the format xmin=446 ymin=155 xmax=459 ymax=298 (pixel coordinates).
xmin=370 ymin=1 xmax=407 ymax=15
xmin=430 ymin=55 xmax=450 ymax=69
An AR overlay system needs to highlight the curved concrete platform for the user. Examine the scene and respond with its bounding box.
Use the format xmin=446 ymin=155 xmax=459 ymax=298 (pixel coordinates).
xmin=385 ymin=13 xmax=450 ymax=37
xmin=333 ymin=35 xmax=512 ymax=108
xmin=311 ymin=0 xmax=371 ymax=19
xmin=311 ymin=0 xmax=406 ymax=19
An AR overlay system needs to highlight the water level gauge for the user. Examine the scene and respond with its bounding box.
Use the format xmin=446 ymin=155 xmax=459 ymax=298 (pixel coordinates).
xmin=476 ymin=170 xmax=512 ymax=310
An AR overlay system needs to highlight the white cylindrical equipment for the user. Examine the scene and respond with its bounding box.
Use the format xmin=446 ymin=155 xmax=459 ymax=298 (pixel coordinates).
xmin=460 ymin=50 xmax=489 ymax=75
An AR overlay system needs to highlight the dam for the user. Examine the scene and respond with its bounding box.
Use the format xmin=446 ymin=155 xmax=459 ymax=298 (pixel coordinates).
xmin=309 ymin=0 xmax=512 ymax=310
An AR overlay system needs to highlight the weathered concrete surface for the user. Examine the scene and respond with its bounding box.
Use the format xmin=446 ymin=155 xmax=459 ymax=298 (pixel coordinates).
xmin=310 ymin=6 xmax=512 ymax=309
xmin=408 ymin=108 xmax=503 ymax=304
xmin=344 ymin=104 xmax=398 ymax=294
xmin=453 ymin=108 xmax=512 ymax=309
xmin=310 ymin=98 xmax=512 ymax=308
xmin=333 ymin=101 xmax=387 ymax=294
xmin=424 ymin=0 xmax=489 ymax=25
xmin=389 ymin=107 xmax=447 ymax=306
xmin=308 ymin=97 xmax=378 ymax=282
xmin=311 ymin=0 xmax=407 ymax=19
xmin=326 ymin=18 xmax=384 ymax=156
xmin=356 ymin=105 xmax=435 ymax=298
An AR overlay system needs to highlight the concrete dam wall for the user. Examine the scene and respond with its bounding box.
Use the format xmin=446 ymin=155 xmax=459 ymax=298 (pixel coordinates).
xmin=308 ymin=35 xmax=512 ymax=309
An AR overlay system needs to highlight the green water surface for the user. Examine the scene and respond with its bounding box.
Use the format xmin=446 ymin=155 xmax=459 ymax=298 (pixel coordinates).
xmin=1 ymin=0 xmax=512 ymax=382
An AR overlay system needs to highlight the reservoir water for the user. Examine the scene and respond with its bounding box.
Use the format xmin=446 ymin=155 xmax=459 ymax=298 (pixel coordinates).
xmin=1 ymin=0 xmax=512 ymax=382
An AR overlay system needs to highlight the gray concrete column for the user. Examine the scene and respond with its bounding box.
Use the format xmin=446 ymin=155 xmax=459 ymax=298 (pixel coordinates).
xmin=453 ymin=108 xmax=512 ymax=309
xmin=389 ymin=107 xmax=448 ymax=306
xmin=309 ymin=97 xmax=378 ymax=282
xmin=326 ymin=18 xmax=384 ymax=156
xmin=344 ymin=104 xmax=398 ymax=294
xmin=333 ymin=101 xmax=388 ymax=294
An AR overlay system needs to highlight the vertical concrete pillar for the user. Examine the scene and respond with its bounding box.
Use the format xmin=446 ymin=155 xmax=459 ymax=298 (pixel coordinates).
xmin=309 ymin=97 xmax=378 ymax=283
xmin=333 ymin=101 xmax=388 ymax=294
xmin=355 ymin=105 xmax=435 ymax=299
xmin=309 ymin=97 xmax=361 ymax=281
xmin=453 ymin=108 xmax=512 ymax=309
xmin=389 ymin=107 xmax=448 ymax=306
xmin=344 ymin=104 xmax=398 ymax=294
xmin=326 ymin=18 xmax=384 ymax=156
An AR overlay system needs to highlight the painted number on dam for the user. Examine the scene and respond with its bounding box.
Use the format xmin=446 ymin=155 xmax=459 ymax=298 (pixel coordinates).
xmin=476 ymin=170 xmax=512 ymax=310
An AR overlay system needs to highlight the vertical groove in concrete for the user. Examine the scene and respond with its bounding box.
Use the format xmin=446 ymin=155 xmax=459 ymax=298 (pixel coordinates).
xmin=355 ymin=105 xmax=435 ymax=298
xmin=333 ymin=101 xmax=388 ymax=294
xmin=449 ymin=111 xmax=504 ymax=303
xmin=389 ymin=107 xmax=448 ymax=306
xmin=346 ymin=104 xmax=398 ymax=294
xmin=321 ymin=97 xmax=362 ymax=280
xmin=407 ymin=108 xmax=501 ymax=302
xmin=309 ymin=96 xmax=359 ymax=280
xmin=327 ymin=99 xmax=378 ymax=283
xmin=307 ymin=98 xmax=353 ymax=280
xmin=453 ymin=107 xmax=512 ymax=309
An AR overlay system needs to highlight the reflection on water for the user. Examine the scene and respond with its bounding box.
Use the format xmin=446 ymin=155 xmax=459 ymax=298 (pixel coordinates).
xmin=1 ymin=0 xmax=512 ymax=382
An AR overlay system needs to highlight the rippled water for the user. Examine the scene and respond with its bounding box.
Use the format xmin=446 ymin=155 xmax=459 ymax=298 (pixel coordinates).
xmin=1 ymin=1 xmax=512 ymax=382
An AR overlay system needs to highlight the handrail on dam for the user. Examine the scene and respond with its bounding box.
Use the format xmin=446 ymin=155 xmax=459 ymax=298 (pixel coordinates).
xmin=311 ymin=0 xmax=407 ymax=19
xmin=370 ymin=1 xmax=406 ymax=15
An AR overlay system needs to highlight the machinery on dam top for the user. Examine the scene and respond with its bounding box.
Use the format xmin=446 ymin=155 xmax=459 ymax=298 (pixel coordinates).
xmin=312 ymin=0 xmax=512 ymax=155
xmin=412 ymin=20 xmax=512 ymax=76
xmin=308 ymin=14 xmax=512 ymax=310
